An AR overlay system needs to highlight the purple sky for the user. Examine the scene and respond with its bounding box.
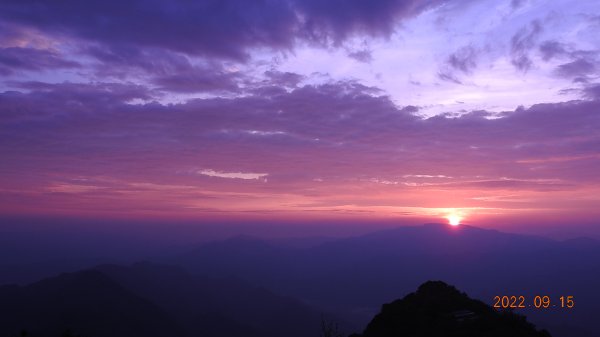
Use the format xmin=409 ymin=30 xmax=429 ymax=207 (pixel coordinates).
xmin=1 ymin=0 xmax=599 ymax=235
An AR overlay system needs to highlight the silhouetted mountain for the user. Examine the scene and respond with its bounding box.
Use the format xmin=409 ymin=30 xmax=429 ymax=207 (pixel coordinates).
xmin=0 ymin=262 xmax=325 ymax=337
xmin=173 ymin=235 xmax=297 ymax=290
xmin=94 ymin=262 xmax=324 ymax=337
xmin=174 ymin=224 xmax=600 ymax=337
xmin=0 ymin=225 xmax=176 ymax=285
xmin=352 ymin=281 xmax=551 ymax=337
xmin=0 ymin=270 xmax=179 ymax=337
xmin=268 ymin=235 xmax=339 ymax=249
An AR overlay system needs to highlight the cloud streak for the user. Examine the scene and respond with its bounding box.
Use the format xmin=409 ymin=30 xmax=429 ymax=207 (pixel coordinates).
xmin=0 ymin=47 xmax=79 ymax=75
xmin=198 ymin=169 xmax=269 ymax=180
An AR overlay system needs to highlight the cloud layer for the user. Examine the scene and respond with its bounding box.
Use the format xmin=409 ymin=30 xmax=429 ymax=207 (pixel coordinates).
xmin=1 ymin=79 xmax=599 ymax=221
xmin=0 ymin=0 xmax=445 ymax=60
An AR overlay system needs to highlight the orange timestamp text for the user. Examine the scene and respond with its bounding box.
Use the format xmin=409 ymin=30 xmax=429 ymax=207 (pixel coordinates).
xmin=493 ymin=295 xmax=575 ymax=309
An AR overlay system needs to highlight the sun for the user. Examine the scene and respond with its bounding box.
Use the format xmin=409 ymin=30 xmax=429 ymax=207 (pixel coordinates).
xmin=447 ymin=214 xmax=462 ymax=226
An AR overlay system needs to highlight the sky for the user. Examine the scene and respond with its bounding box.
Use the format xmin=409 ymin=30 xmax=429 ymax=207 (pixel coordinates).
xmin=1 ymin=0 xmax=599 ymax=234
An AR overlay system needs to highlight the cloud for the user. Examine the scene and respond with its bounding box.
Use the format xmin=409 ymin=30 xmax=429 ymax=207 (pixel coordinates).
xmin=15 ymin=81 xmax=153 ymax=103
xmin=538 ymin=40 xmax=569 ymax=61
xmin=263 ymin=71 xmax=304 ymax=88
xmin=84 ymin=45 xmax=194 ymax=76
xmin=2 ymin=79 xmax=599 ymax=180
xmin=510 ymin=20 xmax=543 ymax=72
xmin=347 ymin=49 xmax=373 ymax=63
xmin=510 ymin=0 xmax=527 ymax=10
xmin=80 ymin=46 xmax=243 ymax=93
xmin=47 ymin=183 xmax=102 ymax=194
xmin=153 ymin=65 xmax=241 ymax=93
xmin=403 ymin=174 xmax=451 ymax=178
xmin=537 ymin=39 xmax=599 ymax=81
xmin=583 ymin=83 xmax=600 ymax=100
xmin=0 ymin=47 xmax=79 ymax=75
xmin=554 ymin=58 xmax=596 ymax=79
xmin=450 ymin=178 xmax=570 ymax=191
xmin=198 ymin=169 xmax=268 ymax=180
xmin=290 ymin=0 xmax=446 ymax=45
xmin=437 ymin=71 xmax=463 ymax=84
xmin=0 ymin=0 xmax=448 ymax=61
xmin=437 ymin=45 xmax=478 ymax=84
xmin=447 ymin=45 xmax=478 ymax=74
xmin=2 ymin=79 xmax=600 ymax=216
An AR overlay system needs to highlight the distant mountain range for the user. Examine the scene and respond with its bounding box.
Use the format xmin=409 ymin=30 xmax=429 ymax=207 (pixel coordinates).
xmin=1 ymin=223 xmax=598 ymax=337
xmin=172 ymin=223 xmax=600 ymax=337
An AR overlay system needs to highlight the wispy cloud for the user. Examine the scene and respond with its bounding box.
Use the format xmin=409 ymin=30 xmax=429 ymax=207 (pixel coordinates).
xmin=198 ymin=169 xmax=268 ymax=180
xmin=510 ymin=20 xmax=543 ymax=72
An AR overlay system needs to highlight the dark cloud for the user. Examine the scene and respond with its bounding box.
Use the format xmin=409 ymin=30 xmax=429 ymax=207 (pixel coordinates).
xmin=0 ymin=47 xmax=79 ymax=75
xmin=437 ymin=71 xmax=463 ymax=84
xmin=85 ymin=46 xmax=193 ymax=77
xmin=538 ymin=40 xmax=569 ymax=61
xmin=83 ymin=46 xmax=242 ymax=93
xmin=588 ymin=15 xmax=600 ymax=25
xmin=264 ymin=71 xmax=304 ymax=88
xmin=510 ymin=0 xmax=527 ymax=9
xmin=447 ymin=46 xmax=478 ymax=73
xmin=436 ymin=45 xmax=478 ymax=84
xmin=347 ymin=49 xmax=373 ymax=63
xmin=0 ymin=0 xmax=447 ymax=61
xmin=296 ymin=0 xmax=444 ymax=45
xmin=583 ymin=83 xmax=600 ymax=100
xmin=153 ymin=66 xmax=241 ymax=93
xmin=510 ymin=20 xmax=543 ymax=72
xmin=537 ymin=40 xmax=599 ymax=81
xmin=0 ymin=0 xmax=295 ymax=60
xmin=573 ymin=77 xmax=589 ymax=84
xmin=555 ymin=58 xmax=596 ymax=79
xmin=13 ymin=81 xmax=153 ymax=107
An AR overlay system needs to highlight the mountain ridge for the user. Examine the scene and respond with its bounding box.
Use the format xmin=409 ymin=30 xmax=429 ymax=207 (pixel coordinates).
xmin=174 ymin=223 xmax=600 ymax=337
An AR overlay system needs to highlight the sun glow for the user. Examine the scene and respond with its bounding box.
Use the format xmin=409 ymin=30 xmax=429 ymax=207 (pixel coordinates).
xmin=447 ymin=214 xmax=462 ymax=226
